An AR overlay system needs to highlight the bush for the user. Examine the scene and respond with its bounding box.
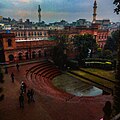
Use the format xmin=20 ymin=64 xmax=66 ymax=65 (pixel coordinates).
xmin=66 ymin=60 xmax=79 ymax=70
xmin=84 ymin=58 xmax=113 ymax=70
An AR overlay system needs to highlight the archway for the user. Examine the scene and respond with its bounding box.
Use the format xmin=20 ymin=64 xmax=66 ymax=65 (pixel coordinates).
xmin=8 ymin=54 xmax=14 ymax=61
xmin=18 ymin=53 xmax=22 ymax=60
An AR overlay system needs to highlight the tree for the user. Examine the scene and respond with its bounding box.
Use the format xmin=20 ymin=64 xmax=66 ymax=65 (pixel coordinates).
xmin=104 ymin=30 xmax=120 ymax=52
xmin=52 ymin=35 xmax=68 ymax=69
xmin=103 ymin=30 xmax=120 ymax=59
xmin=113 ymin=0 xmax=120 ymax=14
xmin=102 ymin=49 xmax=113 ymax=59
xmin=73 ymin=34 xmax=97 ymax=60
xmin=112 ymin=0 xmax=120 ymax=117
xmin=112 ymin=29 xmax=120 ymax=116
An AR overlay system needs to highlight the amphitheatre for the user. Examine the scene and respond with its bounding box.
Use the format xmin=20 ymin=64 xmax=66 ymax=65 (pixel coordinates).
xmin=0 ymin=59 xmax=113 ymax=120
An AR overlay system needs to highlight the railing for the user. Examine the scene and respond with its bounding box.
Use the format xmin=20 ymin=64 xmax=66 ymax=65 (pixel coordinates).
xmin=111 ymin=113 xmax=120 ymax=120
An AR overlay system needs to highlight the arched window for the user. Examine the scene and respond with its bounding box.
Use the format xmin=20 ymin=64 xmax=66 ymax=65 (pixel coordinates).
xmin=39 ymin=32 xmax=42 ymax=36
xmin=18 ymin=53 xmax=22 ymax=60
xmin=8 ymin=54 xmax=14 ymax=61
xmin=8 ymin=39 xmax=12 ymax=47
xmin=34 ymin=32 xmax=36 ymax=36
xmin=24 ymin=32 xmax=26 ymax=37
xmin=18 ymin=32 xmax=20 ymax=37
xmin=44 ymin=32 xmax=46 ymax=36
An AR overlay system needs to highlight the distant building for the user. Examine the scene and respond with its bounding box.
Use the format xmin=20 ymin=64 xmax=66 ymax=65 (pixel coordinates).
xmin=109 ymin=22 xmax=120 ymax=35
xmin=70 ymin=19 xmax=91 ymax=27
xmin=0 ymin=30 xmax=56 ymax=63
xmin=51 ymin=24 xmax=109 ymax=48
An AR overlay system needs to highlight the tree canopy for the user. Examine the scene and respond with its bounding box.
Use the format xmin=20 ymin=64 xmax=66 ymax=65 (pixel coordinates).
xmin=52 ymin=35 xmax=68 ymax=69
xmin=113 ymin=0 xmax=120 ymax=14
xmin=73 ymin=34 xmax=97 ymax=59
xmin=104 ymin=30 xmax=120 ymax=52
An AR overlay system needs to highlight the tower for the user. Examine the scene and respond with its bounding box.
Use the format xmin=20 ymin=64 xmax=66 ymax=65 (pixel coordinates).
xmin=93 ymin=0 xmax=97 ymax=23
xmin=38 ymin=5 xmax=41 ymax=23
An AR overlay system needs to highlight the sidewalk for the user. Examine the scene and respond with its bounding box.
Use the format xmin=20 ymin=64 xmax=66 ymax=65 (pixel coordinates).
xmin=0 ymin=64 xmax=52 ymax=120
xmin=2 ymin=59 xmax=47 ymax=68
xmin=0 ymin=62 xmax=113 ymax=120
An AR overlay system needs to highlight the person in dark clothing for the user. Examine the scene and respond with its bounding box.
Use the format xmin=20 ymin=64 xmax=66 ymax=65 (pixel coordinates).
xmin=20 ymin=81 xmax=26 ymax=93
xmin=27 ymin=90 xmax=31 ymax=103
xmin=20 ymin=84 xmax=24 ymax=94
xmin=103 ymin=101 xmax=112 ymax=120
xmin=16 ymin=63 xmax=19 ymax=71
xmin=19 ymin=93 xmax=24 ymax=108
xmin=30 ymin=89 xmax=35 ymax=102
xmin=23 ymin=82 xmax=26 ymax=93
xmin=11 ymin=72 xmax=14 ymax=83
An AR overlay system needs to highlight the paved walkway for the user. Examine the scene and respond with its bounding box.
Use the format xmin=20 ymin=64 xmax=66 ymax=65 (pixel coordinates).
xmin=0 ymin=62 xmax=112 ymax=120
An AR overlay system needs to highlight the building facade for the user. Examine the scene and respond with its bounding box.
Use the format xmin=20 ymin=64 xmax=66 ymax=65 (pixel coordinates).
xmin=0 ymin=23 xmax=110 ymax=64
xmin=0 ymin=30 xmax=56 ymax=63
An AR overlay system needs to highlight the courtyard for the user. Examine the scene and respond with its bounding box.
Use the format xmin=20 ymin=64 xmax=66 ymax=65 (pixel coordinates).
xmin=0 ymin=60 xmax=112 ymax=120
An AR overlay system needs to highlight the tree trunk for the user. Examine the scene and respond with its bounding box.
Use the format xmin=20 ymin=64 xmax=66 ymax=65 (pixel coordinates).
xmin=112 ymin=29 xmax=120 ymax=117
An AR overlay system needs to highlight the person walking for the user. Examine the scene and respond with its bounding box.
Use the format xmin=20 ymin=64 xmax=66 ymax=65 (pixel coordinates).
xmin=103 ymin=101 xmax=112 ymax=120
xmin=27 ymin=90 xmax=31 ymax=104
xmin=22 ymin=82 xmax=26 ymax=93
xmin=19 ymin=93 xmax=24 ymax=108
xmin=30 ymin=89 xmax=35 ymax=102
xmin=11 ymin=72 xmax=14 ymax=83
xmin=16 ymin=63 xmax=19 ymax=71
xmin=20 ymin=81 xmax=26 ymax=93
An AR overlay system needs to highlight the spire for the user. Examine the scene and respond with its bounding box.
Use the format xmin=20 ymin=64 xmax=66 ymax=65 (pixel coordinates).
xmin=92 ymin=0 xmax=97 ymax=23
xmin=38 ymin=5 xmax=41 ymax=23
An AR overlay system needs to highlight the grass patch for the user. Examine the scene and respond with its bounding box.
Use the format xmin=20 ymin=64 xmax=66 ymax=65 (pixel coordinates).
xmin=71 ymin=70 xmax=115 ymax=89
xmin=80 ymin=68 xmax=116 ymax=82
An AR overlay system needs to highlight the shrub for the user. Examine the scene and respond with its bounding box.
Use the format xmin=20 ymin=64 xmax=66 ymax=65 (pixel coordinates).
xmin=66 ymin=60 xmax=79 ymax=70
xmin=84 ymin=58 xmax=113 ymax=70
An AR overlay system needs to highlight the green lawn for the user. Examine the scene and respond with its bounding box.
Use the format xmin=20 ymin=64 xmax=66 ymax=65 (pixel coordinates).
xmin=71 ymin=69 xmax=116 ymax=89
xmin=80 ymin=68 xmax=116 ymax=82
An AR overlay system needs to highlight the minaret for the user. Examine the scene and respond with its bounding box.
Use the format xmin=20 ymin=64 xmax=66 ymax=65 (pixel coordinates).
xmin=92 ymin=0 xmax=97 ymax=23
xmin=38 ymin=5 xmax=41 ymax=23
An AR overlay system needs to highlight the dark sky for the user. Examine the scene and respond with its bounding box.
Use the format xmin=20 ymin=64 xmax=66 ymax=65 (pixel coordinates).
xmin=0 ymin=0 xmax=120 ymax=23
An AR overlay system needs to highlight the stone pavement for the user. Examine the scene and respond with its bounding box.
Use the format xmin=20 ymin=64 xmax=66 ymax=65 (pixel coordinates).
xmin=0 ymin=61 xmax=112 ymax=120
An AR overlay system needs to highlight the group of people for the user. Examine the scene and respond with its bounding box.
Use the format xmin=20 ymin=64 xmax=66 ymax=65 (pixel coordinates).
xmin=19 ymin=81 xmax=35 ymax=108
xmin=9 ymin=63 xmax=35 ymax=108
